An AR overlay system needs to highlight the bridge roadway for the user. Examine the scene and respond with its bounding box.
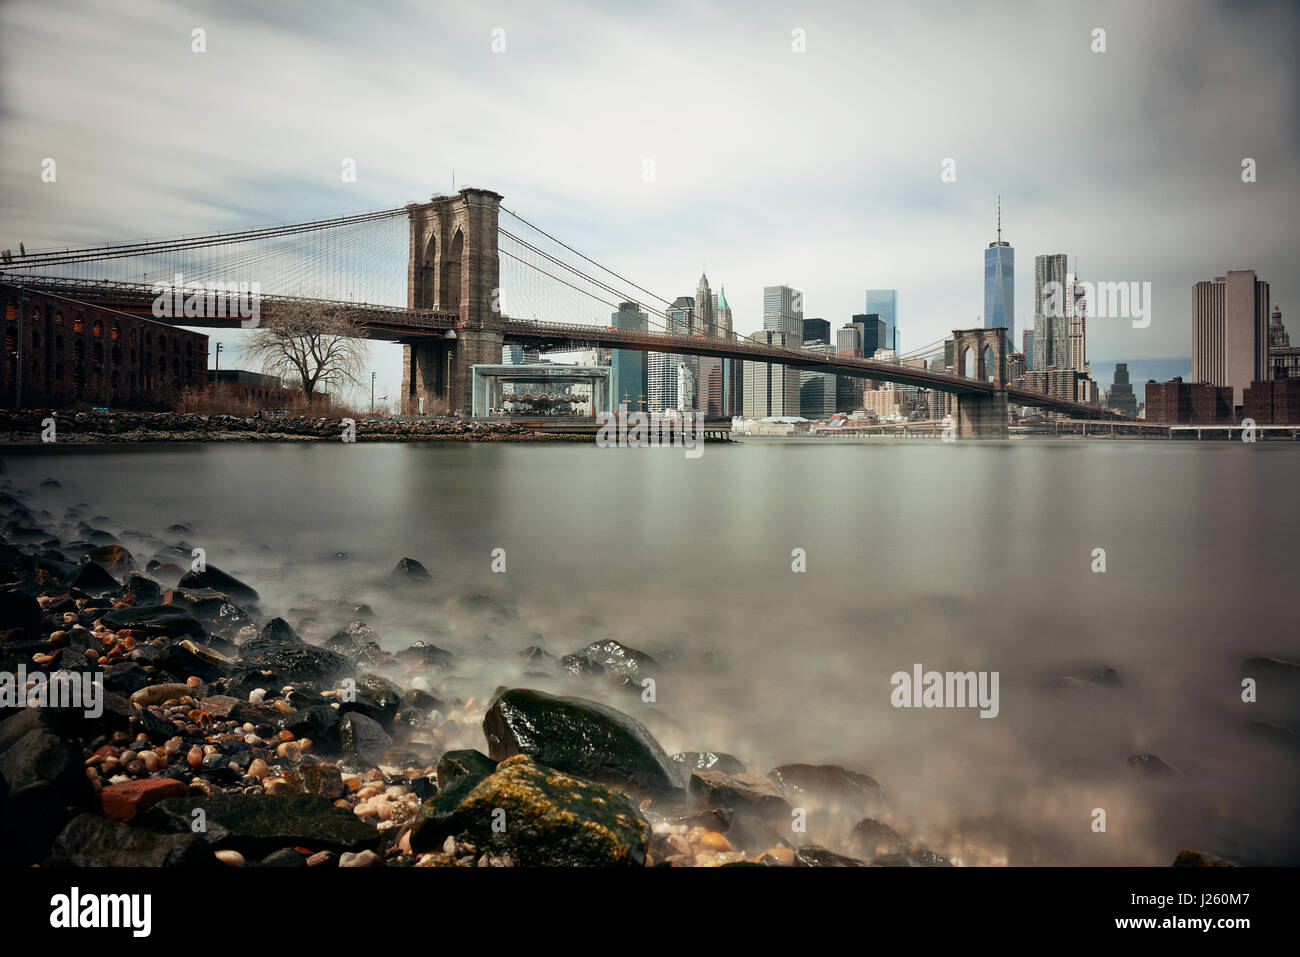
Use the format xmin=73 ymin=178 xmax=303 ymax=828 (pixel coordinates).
xmin=4 ymin=275 xmax=1119 ymax=420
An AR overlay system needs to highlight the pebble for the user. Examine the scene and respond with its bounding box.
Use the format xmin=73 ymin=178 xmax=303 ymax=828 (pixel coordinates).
xmin=339 ymin=850 xmax=381 ymax=868
xmin=187 ymin=746 xmax=203 ymax=769
xmin=215 ymin=850 xmax=245 ymax=867
xmin=248 ymin=688 xmax=267 ymax=705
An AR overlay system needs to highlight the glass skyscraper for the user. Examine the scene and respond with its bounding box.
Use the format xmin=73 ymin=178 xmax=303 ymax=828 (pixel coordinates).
xmin=984 ymin=199 xmax=1014 ymax=350
xmin=865 ymin=290 xmax=897 ymax=351
xmin=610 ymin=302 xmax=648 ymax=410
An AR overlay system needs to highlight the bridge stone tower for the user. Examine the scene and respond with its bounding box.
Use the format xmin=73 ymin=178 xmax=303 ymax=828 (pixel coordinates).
xmin=951 ymin=326 xmax=1009 ymax=438
xmin=402 ymin=188 xmax=504 ymax=415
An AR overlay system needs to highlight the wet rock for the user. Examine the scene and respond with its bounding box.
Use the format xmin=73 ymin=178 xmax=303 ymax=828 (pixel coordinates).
xmin=259 ymin=847 xmax=308 ymax=867
xmin=517 ymin=645 xmax=557 ymax=671
xmin=172 ymin=589 xmax=254 ymax=638
xmin=1127 ymin=753 xmax=1179 ymax=775
xmin=483 ymin=688 xmax=684 ymax=797
xmin=123 ymin=572 xmax=163 ymax=604
xmin=257 ymin=617 xmax=302 ymax=646
xmin=84 ymin=544 xmax=135 ymax=576
xmin=390 ymin=557 xmax=431 ymax=582
xmin=559 ymin=654 xmax=605 ymax=678
xmin=339 ymin=712 xmax=391 ymax=767
xmin=238 ymin=641 xmax=353 ymax=686
xmin=339 ymin=849 xmax=382 ymax=867
xmin=768 ymin=763 xmax=885 ymax=810
xmin=298 ymin=764 xmax=347 ymax=800
xmin=47 ymin=813 xmax=213 ymax=867
xmin=279 ymin=705 xmax=342 ymax=749
xmin=101 ymin=603 xmax=205 ymax=638
xmin=414 ymin=754 xmax=649 ymax=866
xmin=578 ymin=639 xmax=660 ymax=679
xmin=338 ymin=673 xmax=403 ymax=727
xmin=435 ymin=749 xmax=498 ymax=789
xmin=793 ymin=845 xmax=872 ymax=867
xmin=0 ymin=728 xmax=94 ymax=808
xmin=71 ymin=561 xmax=119 ymax=594
xmin=690 ymin=770 xmax=791 ymax=820
xmin=176 ymin=564 xmax=259 ymax=604
xmin=100 ymin=778 xmax=188 ymax=823
xmin=395 ymin=640 xmax=454 ymax=668
xmin=157 ymin=639 xmax=235 ymax=682
xmin=1173 ymin=849 xmax=1238 ymax=867
xmin=671 ymin=751 xmax=747 ymax=775
xmin=138 ymin=793 xmax=380 ymax=855
xmin=1088 ymin=667 xmax=1123 ymax=689
xmin=102 ymin=660 xmax=149 ymax=696
xmin=1245 ymin=721 xmax=1300 ymax=750
xmin=851 ymin=818 xmax=909 ymax=857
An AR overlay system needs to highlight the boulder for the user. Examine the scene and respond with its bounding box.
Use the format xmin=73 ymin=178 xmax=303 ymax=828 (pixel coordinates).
xmin=137 ymin=793 xmax=379 ymax=855
xmin=100 ymin=603 xmax=205 ymax=638
xmin=413 ymin=754 xmax=649 ymax=866
xmin=483 ymin=688 xmax=683 ymax=797
xmin=47 ymin=813 xmax=213 ymax=867
xmin=176 ymin=564 xmax=259 ymax=604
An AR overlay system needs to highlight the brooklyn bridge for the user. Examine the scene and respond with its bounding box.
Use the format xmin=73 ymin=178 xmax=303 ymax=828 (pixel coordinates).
xmin=0 ymin=187 xmax=1122 ymax=436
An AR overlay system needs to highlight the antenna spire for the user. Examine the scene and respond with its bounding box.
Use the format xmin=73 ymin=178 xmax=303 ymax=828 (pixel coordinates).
xmin=996 ymin=195 xmax=1002 ymax=243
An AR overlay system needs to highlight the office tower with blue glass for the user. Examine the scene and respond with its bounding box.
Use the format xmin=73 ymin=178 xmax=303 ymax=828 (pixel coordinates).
xmin=984 ymin=197 xmax=1014 ymax=354
xmin=865 ymin=289 xmax=898 ymax=351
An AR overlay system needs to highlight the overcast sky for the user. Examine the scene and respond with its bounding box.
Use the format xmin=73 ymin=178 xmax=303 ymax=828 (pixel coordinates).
xmin=2 ymin=0 xmax=1296 ymax=406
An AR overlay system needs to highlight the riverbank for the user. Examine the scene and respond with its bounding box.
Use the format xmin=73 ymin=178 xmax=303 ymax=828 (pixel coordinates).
xmin=0 ymin=410 xmax=591 ymax=444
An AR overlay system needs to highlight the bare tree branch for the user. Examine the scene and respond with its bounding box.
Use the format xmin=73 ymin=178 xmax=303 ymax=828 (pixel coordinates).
xmin=242 ymin=302 xmax=370 ymax=406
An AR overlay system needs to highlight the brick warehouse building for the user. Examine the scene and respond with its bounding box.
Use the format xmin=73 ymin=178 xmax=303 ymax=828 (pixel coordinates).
xmin=1243 ymin=372 xmax=1300 ymax=424
xmin=2 ymin=284 xmax=208 ymax=409
xmin=1144 ymin=376 xmax=1234 ymax=424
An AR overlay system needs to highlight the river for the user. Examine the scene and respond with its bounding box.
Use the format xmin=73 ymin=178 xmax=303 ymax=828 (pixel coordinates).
xmin=4 ymin=437 xmax=1298 ymax=865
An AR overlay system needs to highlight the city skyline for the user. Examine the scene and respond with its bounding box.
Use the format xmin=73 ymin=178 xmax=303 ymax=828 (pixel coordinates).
xmin=1 ymin=0 xmax=1296 ymax=406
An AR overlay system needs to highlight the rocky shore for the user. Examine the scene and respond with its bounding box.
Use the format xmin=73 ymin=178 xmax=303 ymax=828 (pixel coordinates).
xmin=0 ymin=410 xmax=589 ymax=444
xmin=0 ymin=468 xmax=1257 ymax=867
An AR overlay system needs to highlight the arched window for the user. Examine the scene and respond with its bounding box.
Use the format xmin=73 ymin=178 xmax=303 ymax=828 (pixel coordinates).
xmin=73 ymin=314 xmax=84 ymax=333
xmin=92 ymin=320 xmax=103 ymax=338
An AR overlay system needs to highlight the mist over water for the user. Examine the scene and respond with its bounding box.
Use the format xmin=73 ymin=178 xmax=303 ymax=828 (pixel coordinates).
xmin=7 ymin=438 xmax=1299 ymax=865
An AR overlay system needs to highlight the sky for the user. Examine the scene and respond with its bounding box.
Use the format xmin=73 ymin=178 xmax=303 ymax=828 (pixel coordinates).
xmin=2 ymin=0 xmax=1297 ymax=408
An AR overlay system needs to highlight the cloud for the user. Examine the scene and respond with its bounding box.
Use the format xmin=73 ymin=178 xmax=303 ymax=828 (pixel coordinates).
xmin=2 ymin=0 xmax=1296 ymax=403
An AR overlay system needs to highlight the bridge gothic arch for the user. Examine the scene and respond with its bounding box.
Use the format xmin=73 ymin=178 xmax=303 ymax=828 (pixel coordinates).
xmin=950 ymin=325 xmax=1009 ymax=437
xmin=402 ymin=188 xmax=504 ymax=415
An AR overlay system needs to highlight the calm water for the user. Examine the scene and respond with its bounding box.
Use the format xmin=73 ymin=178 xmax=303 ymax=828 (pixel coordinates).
xmin=5 ymin=437 xmax=1299 ymax=865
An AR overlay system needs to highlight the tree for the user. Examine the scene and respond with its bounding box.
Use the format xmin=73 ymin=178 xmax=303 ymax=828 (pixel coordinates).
xmin=242 ymin=301 xmax=369 ymax=406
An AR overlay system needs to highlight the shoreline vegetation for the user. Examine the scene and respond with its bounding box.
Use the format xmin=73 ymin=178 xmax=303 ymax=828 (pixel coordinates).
xmin=0 ymin=410 xmax=591 ymax=444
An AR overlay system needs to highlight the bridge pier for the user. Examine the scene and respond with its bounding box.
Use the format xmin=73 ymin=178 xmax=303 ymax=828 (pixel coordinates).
xmin=401 ymin=187 xmax=504 ymax=416
xmin=956 ymin=390 xmax=1009 ymax=438
xmin=950 ymin=326 xmax=1009 ymax=439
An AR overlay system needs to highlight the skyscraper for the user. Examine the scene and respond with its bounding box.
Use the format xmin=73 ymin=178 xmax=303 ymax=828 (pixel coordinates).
xmin=1022 ymin=328 xmax=1034 ymax=370
xmin=799 ymin=340 xmax=837 ymax=418
xmin=743 ymin=330 xmax=801 ymax=417
xmin=865 ymin=290 xmax=898 ymax=351
xmin=609 ymin=302 xmax=648 ymax=411
xmin=1033 ymin=253 xmax=1069 ymax=371
xmin=984 ymin=197 xmax=1014 ymax=351
xmin=696 ymin=272 xmax=715 ymax=336
xmin=1109 ymin=363 xmax=1137 ymax=415
xmin=1192 ymin=269 xmax=1271 ymax=409
xmin=802 ymin=317 xmax=831 ymax=344
xmin=763 ymin=285 xmax=803 ymax=341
